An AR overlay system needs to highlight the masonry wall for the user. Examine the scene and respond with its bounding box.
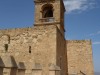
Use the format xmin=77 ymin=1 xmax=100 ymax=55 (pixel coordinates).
xmin=0 ymin=25 xmax=59 ymax=75
xmin=66 ymin=40 xmax=94 ymax=75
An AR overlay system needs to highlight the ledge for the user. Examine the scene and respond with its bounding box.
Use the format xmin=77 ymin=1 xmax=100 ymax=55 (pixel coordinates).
xmin=34 ymin=0 xmax=55 ymax=3
xmin=34 ymin=22 xmax=60 ymax=26
xmin=49 ymin=64 xmax=60 ymax=71
xmin=32 ymin=63 xmax=42 ymax=70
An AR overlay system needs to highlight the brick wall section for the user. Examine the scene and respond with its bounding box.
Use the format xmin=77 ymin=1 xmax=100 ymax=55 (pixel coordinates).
xmin=66 ymin=40 xmax=94 ymax=75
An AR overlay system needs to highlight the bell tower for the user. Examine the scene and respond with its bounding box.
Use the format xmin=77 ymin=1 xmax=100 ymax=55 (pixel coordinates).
xmin=34 ymin=0 xmax=65 ymax=33
xmin=33 ymin=0 xmax=67 ymax=75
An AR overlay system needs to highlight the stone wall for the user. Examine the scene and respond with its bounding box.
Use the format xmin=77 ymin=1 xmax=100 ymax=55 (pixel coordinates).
xmin=0 ymin=24 xmax=62 ymax=75
xmin=0 ymin=25 xmax=94 ymax=75
xmin=66 ymin=40 xmax=94 ymax=75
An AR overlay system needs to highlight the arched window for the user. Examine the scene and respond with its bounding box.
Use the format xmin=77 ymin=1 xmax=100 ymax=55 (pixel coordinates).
xmin=42 ymin=4 xmax=53 ymax=18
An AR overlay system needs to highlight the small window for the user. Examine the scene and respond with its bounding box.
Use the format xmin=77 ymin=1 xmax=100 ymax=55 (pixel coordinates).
xmin=5 ymin=44 xmax=8 ymax=52
xmin=29 ymin=46 xmax=31 ymax=53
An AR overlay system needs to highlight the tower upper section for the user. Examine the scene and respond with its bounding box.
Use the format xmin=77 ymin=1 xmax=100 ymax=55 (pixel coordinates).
xmin=34 ymin=0 xmax=65 ymax=26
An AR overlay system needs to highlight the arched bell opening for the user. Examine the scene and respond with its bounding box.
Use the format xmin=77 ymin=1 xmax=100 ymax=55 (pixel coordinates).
xmin=42 ymin=4 xmax=54 ymax=18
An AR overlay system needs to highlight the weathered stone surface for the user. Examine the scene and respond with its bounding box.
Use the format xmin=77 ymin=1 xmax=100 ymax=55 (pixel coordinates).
xmin=66 ymin=40 xmax=94 ymax=75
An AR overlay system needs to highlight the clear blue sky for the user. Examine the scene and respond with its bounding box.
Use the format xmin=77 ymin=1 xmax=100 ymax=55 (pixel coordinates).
xmin=0 ymin=0 xmax=100 ymax=72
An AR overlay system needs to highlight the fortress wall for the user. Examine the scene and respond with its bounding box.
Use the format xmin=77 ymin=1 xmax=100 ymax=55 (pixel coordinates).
xmin=0 ymin=25 xmax=57 ymax=71
xmin=66 ymin=40 xmax=94 ymax=75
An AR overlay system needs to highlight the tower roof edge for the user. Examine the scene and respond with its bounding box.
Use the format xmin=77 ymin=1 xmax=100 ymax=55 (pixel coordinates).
xmin=61 ymin=0 xmax=66 ymax=12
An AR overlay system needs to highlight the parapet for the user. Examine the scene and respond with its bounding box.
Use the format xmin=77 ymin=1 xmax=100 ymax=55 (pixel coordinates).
xmin=66 ymin=40 xmax=92 ymax=45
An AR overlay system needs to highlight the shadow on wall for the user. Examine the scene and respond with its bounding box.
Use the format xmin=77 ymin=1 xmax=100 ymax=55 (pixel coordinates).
xmin=0 ymin=57 xmax=5 ymax=75
xmin=11 ymin=56 xmax=17 ymax=67
xmin=0 ymin=56 xmax=18 ymax=75
xmin=10 ymin=56 xmax=18 ymax=75
xmin=56 ymin=28 xmax=68 ymax=75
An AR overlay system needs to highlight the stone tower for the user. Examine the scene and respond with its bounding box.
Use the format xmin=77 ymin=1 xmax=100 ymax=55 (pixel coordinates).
xmin=34 ymin=0 xmax=67 ymax=75
xmin=34 ymin=0 xmax=65 ymax=33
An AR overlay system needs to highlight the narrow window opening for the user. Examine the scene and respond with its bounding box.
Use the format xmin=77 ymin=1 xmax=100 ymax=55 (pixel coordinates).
xmin=8 ymin=36 xmax=10 ymax=44
xmin=29 ymin=46 xmax=31 ymax=53
xmin=5 ymin=44 xmax=8 ymax=52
